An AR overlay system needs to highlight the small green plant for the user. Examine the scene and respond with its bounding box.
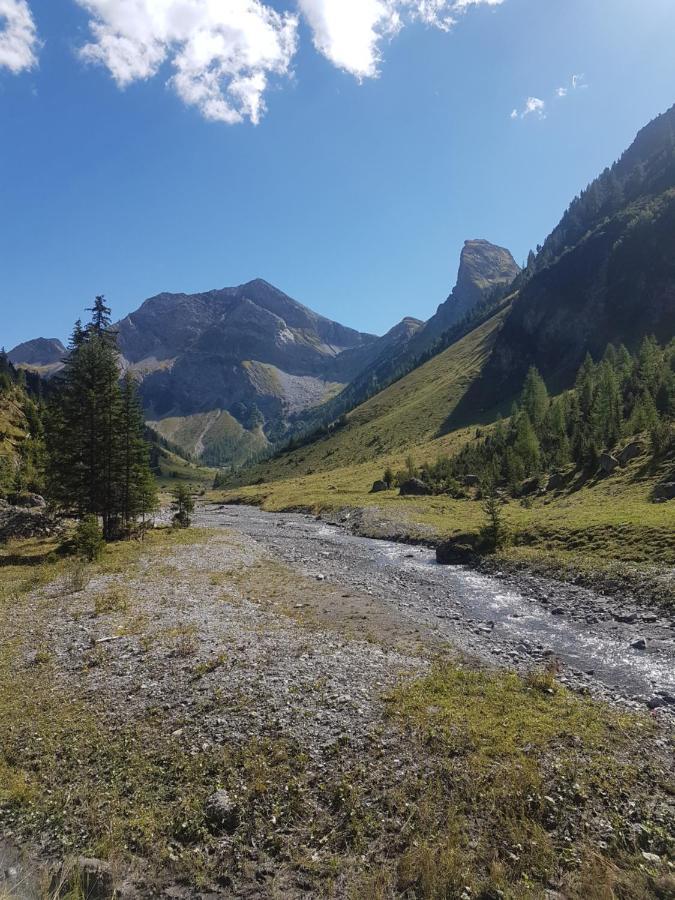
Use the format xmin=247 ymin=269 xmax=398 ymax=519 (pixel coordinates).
xmin=74 ymin=515 xmax=105 ymax=562
xmin=481 ymin=483 xmax=507 ymax=551
xmin=383 ymin=466 xmax=394 ymax=489
xmin=171 ymin=483 xmax=195 ymax=528
xmin=94 ymin=585 xmax=129 ymax=615
xmin=64 ymin=560 xmax=91 ymax=594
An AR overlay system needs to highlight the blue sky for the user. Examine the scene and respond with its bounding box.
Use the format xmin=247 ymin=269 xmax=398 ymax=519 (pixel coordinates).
xmin=1 ymin=0 xmax=674 ymax=350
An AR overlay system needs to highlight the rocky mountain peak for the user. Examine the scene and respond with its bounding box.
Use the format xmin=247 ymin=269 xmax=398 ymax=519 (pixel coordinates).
xmin=8 ymin=338 xmax=66 ymax=368
xmin=451 ymin=239 xmax=521 ymax=317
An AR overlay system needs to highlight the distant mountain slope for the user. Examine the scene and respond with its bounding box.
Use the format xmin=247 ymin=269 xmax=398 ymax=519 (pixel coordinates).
xmin=8 ymin=338 xmax=66 ymax=377
xmin=451 ymin=104 xmax=675 ymax=423
xmin=286 ymin=240 xmax=518 ymax=440
xmin=231 ymin=306 xmax=508 ymax=485
xmin=113 ymin=278 xmax=382 ymax=464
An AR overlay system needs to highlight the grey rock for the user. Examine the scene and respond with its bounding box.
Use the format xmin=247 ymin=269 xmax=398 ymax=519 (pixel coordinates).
xmin=7 ymin=492 xmax=46 ymax=509
xmin=613 ymin=611 xmax=638 ymax=624
xmin=399 ymin=478 xmax=431 ymax=496
xmin=618 ymin=441 xmax=643 ymax=466
xmin=75 ymin=857 xmax=114 ymax=900
xmin=0 ymin=505 xmax=58 ymax=542
xmin=462 ymin=474 xmax=480 ymax=487
xmin=546 ymin=472 xmax=566 ymax=491
xmin=647 ymin=696 xmax=668 ymax=710
xmin=599 ymin=453 xmax=619 ymax=474
xmin=205 ymin=790 xmax=240 ymax=834
xmin=370 ymin=480 xmax=388 ymax=493
xmin=630 ymin=638 xmax=647 ymax=651
xmin=421 ymin=240 xmax=521 ymax=342
xmin=520 ymin=476 xmax=540 ymax=496
xmin=653 ymin=482 xmax=675 ymax=501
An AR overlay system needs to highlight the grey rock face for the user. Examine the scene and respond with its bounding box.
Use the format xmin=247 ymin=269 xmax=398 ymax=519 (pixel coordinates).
xmin=113 ymin=278 xmax=380 ymax=462
xmin=599 ymin=453 xmax=619 ymax=474
xmin=421 ymin=239 xmax=520 ymax=343
xmin=618 ymin=441 xmax=643 ymax=466
xmin=370 ymin=480 xmax=388 ymax=493
xmin=8 ymin=337 xmax=66 ymax=367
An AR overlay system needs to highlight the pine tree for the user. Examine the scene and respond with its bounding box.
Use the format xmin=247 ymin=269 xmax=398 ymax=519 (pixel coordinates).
xmin=119 ymin=373 xmax=157 ymax=529
xmin=512 ymin=411 xmax=541 ymax=476
xmin=521 ymin=366 xmax=549 ymax=433
xmin=45 ymin=300 xmax=155 ymax=540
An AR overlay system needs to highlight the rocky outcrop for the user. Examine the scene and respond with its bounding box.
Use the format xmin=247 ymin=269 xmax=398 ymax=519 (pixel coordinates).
xmin=0 ymin=504 xmax=59 ymax=542
xmin=618 ymin=441 xmax=644 ymax=466
xmin=420 ymin=240 xmax=520 ymax=345
xmin=599 ymin=453 xmax=619 ymax=474
xmin=370 ymin=480 xmax=388 ymax=493
xmin=399 ymin=478 xmax=431 ymax=496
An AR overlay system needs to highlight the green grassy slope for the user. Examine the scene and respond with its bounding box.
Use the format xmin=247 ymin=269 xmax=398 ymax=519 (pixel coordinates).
xmin=217 ymin=310 xmax=673 ymax=572
xmin=228 ymin=306 xmax=508 ymax=488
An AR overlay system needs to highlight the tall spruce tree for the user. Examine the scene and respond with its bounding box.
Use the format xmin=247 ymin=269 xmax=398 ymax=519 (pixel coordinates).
xmin=45 ymin=301 xmax=155 ymax=539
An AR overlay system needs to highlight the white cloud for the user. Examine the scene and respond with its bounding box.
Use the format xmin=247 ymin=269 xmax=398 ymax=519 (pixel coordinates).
xmin=298 ymin=0 xmax=503 ymax=79
xmin=511 ymin=95 xmax=545 ymax=120
xmin=572 ymin=72 xmax=586 ymax=90
xmin=556 ymin=86 xmax=567 ymax=98
xmin=74 ymin=0 xmax=505 ymax=124
xmin=75 ymin=0 xmax=298 ymax=125
xmin=0 ymin=0 xmax=39 ymax=73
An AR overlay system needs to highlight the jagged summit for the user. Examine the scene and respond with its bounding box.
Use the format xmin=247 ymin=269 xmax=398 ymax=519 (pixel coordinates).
xmin=422 ymin=239 xmax=520 ymax=344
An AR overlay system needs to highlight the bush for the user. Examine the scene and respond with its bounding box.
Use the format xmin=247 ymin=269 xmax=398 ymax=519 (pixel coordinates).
xmin=171 ymin=484 xmax=194 ymax=528
xmin=74 ymin=515 xmax=105 ymax=562
xmin=481 ymin=487 xmax=508 ymax=551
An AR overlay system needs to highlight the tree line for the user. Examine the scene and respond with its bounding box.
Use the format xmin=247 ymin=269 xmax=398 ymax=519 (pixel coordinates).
xmin=398 ymin=336 xmax=675 ymax=495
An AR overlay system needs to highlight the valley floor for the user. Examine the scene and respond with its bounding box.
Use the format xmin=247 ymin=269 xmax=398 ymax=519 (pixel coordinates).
xmin=0 ymin=510 xmax=673 ymax=899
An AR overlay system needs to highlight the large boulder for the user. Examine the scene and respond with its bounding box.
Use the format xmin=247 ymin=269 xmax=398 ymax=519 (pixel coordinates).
xmin=520 ymin=476 xmax=540 ymax=496
xmin=399 ymin=478 xmax=431 ymax=496
xmin=0 ymin=505 xmax=59 ymax=542
xmin=436 ymin=539 xmax=478 ymax=565
xmin=370 ymin=480 xmax=388 ymax=493
xmin=7 ymin=492 xmax=47 ymax=509
xmin=653 ymin=482 xmax=675 ymax=501
xmin=599 ymin=453 xmax=619 ymax=474
xmin=546 ymin=472 xmax=566 ymax=491
xmin=618 ymin=441 xmax=644 ymax=467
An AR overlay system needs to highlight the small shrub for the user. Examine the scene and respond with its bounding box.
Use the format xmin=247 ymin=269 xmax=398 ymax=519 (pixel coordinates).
xmin=94 ymin=585 xmax=129 ymax=616
xmin=481 ymin=485 xmax=508 ymax=551
xmin=65 ymin=560 xmax=91 ymax=594
xmin=171 ymin=484 xmax=195 ymax=529
xmin=74 ymin=516 xmax=105 ymax=562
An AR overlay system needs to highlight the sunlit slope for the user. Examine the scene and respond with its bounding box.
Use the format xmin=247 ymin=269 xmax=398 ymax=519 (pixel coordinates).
xmin=237 ymin=307 xmax=508 ymax=485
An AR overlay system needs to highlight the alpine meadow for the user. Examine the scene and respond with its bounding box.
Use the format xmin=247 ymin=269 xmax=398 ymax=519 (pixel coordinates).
xmin=1 ymin=2 xmax=674 ymax=899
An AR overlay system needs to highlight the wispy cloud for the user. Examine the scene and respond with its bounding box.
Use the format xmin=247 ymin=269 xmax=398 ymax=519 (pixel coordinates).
xmin=515 ymin=71 xmax=589 ymax=121
xmin=0 ymin=0 xmax=39 ymax=73
xmin=511 ymin=96 xmax=546 ymax=120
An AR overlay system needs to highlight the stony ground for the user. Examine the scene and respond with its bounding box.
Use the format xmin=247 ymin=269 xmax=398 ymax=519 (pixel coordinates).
xmin=0 ymin=510 xmax=673 ymax=899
